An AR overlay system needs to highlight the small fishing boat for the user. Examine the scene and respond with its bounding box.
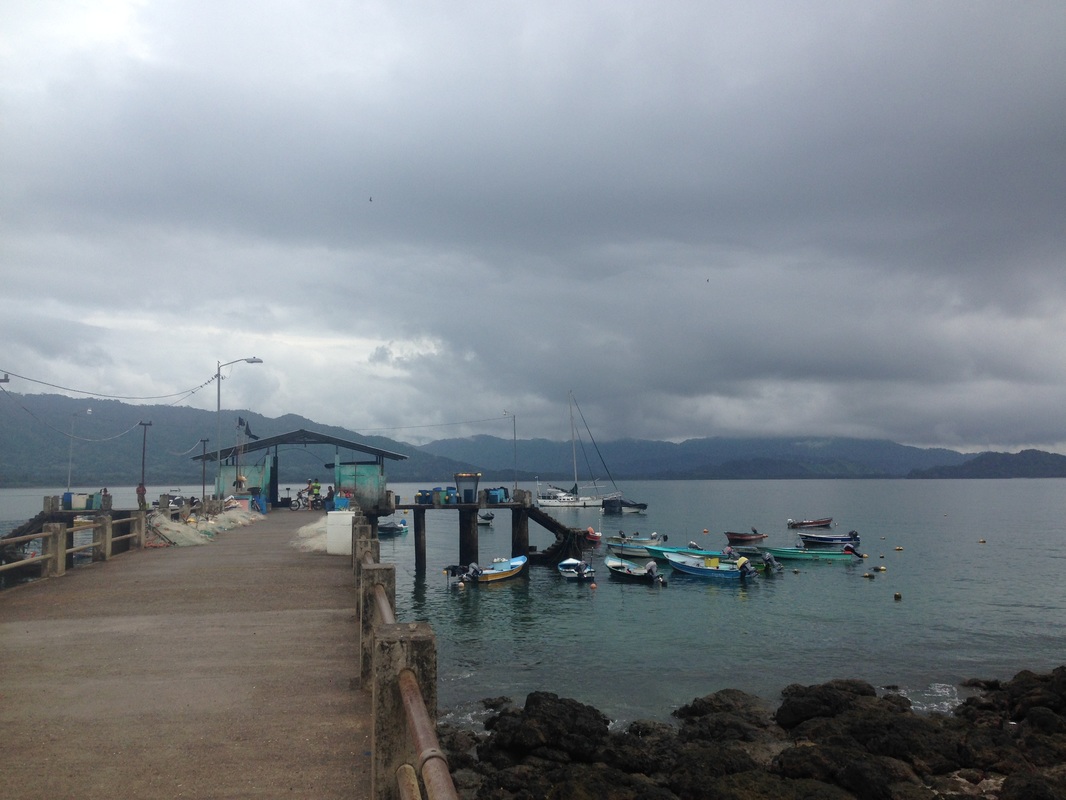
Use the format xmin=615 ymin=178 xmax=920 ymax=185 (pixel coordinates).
xmin=584 ymin=526 xmax=602 ymax=543
xmin=644 ymin=543 xmax=766 ymax=571
xmin=603 ymin=554 xmax=666 ymax=585
xmin=477 ymin=512 xmax=495 ymax=526
xmin=604 ymin=531 xmax=668 ymax=558
xmin=643 ymin=542 xmax=729 ymax=561
xmin=787 ymin=517 xmax=833 ymax=529
xmin=444 ymin=555 xmax=528 ymax=584
xmin=663 ymin=551 xmax=758 ymax=580
xmin=724 ymin=528 xmax=768 ymax=545
xmin=797 ymin=529 xmax=860 ymax=546
xmin=378 ymin=518 xmax=408 ymax=537
xmin=762 ymin=545 xmax=865 ymax=562
xmin=557 ymin=558 xmax=595 ymax=581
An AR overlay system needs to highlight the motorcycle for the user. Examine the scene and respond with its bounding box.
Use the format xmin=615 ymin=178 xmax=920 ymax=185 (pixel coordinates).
xmin=288 ymin=489 xmax=324 ymax=511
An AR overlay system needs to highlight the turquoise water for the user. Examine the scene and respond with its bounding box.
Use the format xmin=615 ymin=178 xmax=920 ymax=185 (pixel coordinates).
xmin=5 ymin=479 xmax=1065 ymax=725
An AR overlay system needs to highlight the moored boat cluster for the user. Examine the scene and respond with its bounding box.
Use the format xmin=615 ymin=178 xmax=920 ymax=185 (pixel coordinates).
xmin=442 ymin=514 xmax=880 ymax=589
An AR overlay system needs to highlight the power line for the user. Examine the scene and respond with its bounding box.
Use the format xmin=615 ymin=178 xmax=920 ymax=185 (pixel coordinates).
xmin=0 ymin=368 xmax=216 ymax=401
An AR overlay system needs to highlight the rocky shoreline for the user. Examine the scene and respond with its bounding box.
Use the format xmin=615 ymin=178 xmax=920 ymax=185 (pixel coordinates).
xmin=438 ymin=665 xmax=1066 ymax=799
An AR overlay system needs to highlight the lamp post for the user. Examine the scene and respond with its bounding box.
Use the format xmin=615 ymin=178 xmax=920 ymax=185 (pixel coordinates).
xmin=504 ymin=410 xmax=517 ymax=493
xmin=66 ymin=407 xmax=92 ymax=492
xmin=139 ymin=421 xmax=152 ymax=486
xmin=216 ymin=357 xmax=263 ymax=498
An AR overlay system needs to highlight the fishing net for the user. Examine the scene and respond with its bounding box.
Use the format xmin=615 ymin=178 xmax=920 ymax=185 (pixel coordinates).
xmin=289 ymin=518 xmax=327 ymax=553
xmin=147 ymin=508 xmax=263 ymax=547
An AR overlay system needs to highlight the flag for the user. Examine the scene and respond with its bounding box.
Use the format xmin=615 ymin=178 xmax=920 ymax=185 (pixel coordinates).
xmin=237 ymin=416 xmax=259 ymax=440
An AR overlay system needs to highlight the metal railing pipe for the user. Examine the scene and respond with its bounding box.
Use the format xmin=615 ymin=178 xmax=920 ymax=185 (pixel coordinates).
xmin=398 ymin=669 xmax=457 ymax=800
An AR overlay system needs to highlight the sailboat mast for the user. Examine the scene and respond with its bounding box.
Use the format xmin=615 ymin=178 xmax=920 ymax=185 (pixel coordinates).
xmin=569 ymin=391 xmax=578 ymax=487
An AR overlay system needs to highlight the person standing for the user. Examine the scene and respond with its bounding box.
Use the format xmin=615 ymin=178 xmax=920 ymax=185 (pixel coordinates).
xmin=136 ymin=482 xmax=147 ymax=512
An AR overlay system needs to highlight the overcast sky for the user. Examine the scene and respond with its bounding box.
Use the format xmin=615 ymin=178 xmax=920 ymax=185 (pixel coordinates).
xmin=3 ymin=1 xmax=1065 ymax=452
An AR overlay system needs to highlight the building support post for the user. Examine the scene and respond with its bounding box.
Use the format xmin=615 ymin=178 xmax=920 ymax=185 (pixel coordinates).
xmin=458 ymin=507 xmax=478 ymax=566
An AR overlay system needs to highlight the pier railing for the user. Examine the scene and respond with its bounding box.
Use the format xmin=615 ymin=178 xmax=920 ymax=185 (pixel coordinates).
xmin=0 ymin=512 xmax=146 ymax=580
xmin=352 ymin=511 xmax=458 ymax=800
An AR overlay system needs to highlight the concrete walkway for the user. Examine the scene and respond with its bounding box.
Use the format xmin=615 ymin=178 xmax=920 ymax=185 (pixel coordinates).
xmin=0 ymin=511 xmax=372 ymax=799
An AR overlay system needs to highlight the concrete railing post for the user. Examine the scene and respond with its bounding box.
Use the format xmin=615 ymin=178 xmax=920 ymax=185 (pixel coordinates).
xmin=371 ymin=622 xmax=438 ymax=800
xmin=93 ymin=515 xmax=113 ymax=561
xmin=353 ymin=519 xmax=375 ymax=574
xmin=355 ymin=536 xmax=380 ymax=580
xmin=359 ymin=563 xmax=395 ymax=685
xmin=134 ymin=511 xmax=147 ymax=549
xmin=43 ymin=522 xmax=66 ymax=577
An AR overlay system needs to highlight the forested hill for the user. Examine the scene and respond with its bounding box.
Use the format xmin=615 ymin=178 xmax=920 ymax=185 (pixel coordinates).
xmin=908 ymin=449 xmax=1066 ymax=478
xmin=2 ymin=392 xmax=1064 ymax=487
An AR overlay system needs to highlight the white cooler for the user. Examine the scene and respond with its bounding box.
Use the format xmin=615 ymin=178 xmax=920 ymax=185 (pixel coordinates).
xmin=325 ymin=510 xmax=355 ymax=555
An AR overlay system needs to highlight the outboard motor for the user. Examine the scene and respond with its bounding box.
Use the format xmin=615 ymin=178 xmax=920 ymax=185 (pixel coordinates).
xmin=460 ymin=562 xmax=482 ymax=582
xmin=736 ymin=556 xmax=758 ymax=579
xmin=842 ymin=543 xmax=862 ymax=558
xmin=761 ymin=551 xmax=782 ymax=572
xmin=688 ymin=540 xmax=700 ymax=549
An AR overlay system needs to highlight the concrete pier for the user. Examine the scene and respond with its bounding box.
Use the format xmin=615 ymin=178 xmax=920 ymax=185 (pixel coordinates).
xmin=0 ymin=511 xmax=372 ymax=799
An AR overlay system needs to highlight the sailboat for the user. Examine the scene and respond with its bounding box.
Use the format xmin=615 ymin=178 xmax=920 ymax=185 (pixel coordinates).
xmin=534 ymin=392 xmax=645 ymax=512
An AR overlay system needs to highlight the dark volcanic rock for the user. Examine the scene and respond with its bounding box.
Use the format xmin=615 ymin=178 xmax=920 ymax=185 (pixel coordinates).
xmin=441 ymin=666 xmax=1066 ymax=800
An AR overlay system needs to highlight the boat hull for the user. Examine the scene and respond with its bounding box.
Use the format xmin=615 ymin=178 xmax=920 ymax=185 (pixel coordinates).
xmin=663 ymin=551 xmax=747 ymax=579
xmin=604 ymin=555 xmax=665 ymax=584
xmin=601 ymin=496 xmax=648 ymax=514
xmin=787 ymin=518 xmax=833 ymax=529
xmin=762 ymin=547 xmax=863 ymax=562
xmin=724 ymin=531 xmax=768 ymax=544
xmin=797 ymin=531 xmax=859 ymax=546
xmin=377 ymin=521 xmax=408 ymax=537
xmin=557 ymin=558 xmax=595 ymax=581
xmin=605 ymin=537 xmax=665 ymax=558
xmin=446 ymin=555 xmax=528 ymax=583
xmin=537 ymin=495 xmax=606 ymax=508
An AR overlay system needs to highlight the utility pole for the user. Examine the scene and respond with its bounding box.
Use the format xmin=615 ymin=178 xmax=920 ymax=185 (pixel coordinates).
xmin=200 ymin=438 xmax=209 ymax=502
xmin=139 ymin=421 xmax=153 ymax=486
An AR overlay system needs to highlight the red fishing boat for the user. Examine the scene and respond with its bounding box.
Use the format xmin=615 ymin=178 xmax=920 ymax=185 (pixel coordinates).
xmin=724 ymin=528 xmax=768 ymax=545
xmin=787 ymin=517 xmax=833 ymax=529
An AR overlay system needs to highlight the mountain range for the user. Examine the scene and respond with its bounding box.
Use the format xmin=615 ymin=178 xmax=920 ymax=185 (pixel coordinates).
xmin=2 ymin=392 xmax=1065 ymax=488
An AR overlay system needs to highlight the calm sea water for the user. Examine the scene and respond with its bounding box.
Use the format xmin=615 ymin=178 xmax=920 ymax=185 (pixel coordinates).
xmin=383 ymin=479 xmax=1066 ymax=726
xmin=5 ymin=479 xmax=1065 ymax=725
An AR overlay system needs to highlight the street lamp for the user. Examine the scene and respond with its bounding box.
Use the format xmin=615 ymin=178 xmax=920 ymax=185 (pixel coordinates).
xmin=139 ymin=421 xmax=152 ymax=486
xmin=504 ymin=410 xmax=517 ymax=493
xmin=66 ymin=407 xmax=92 ymax=491
xmin=216 ymin=357 xmax=263 ymax=498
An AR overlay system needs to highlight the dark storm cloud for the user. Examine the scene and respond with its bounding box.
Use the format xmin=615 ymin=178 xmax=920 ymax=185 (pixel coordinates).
xmin=2 ymin=1 xmax=1065 ymax=452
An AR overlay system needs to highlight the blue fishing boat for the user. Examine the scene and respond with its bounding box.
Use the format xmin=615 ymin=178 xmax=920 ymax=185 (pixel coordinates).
xmin=797 ymin=529 xmax=859 ymax=546
xmin=663 ymin=551 xmax=757 ymax=580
